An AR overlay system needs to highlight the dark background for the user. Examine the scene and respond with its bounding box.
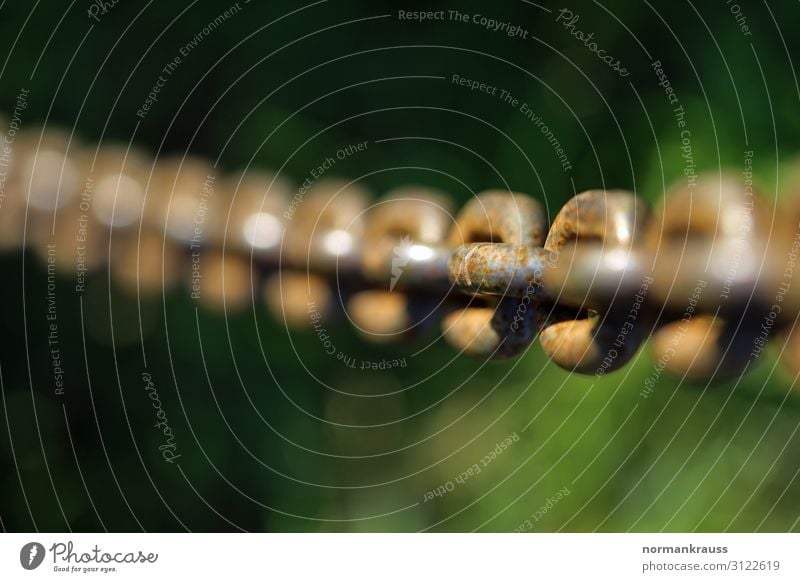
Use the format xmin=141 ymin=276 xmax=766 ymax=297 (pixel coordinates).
xmin=1 ymin=0 xmax=799 ymax=531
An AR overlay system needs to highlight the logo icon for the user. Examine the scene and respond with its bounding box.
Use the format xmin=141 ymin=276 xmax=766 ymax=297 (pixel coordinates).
xmin=20 ymin=542 xmax=45 ymax=570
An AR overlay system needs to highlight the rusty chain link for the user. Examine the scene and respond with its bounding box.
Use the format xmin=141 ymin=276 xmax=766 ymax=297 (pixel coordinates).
xmin=5 ymin=122 xmax=800 ymax=383
xmin=444 ymin=191 xmax=548 ymax=359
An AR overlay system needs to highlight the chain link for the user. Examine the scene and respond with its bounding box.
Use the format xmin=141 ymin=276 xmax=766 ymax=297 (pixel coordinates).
xmin=4 ymin=122 xmax=799 ymax=383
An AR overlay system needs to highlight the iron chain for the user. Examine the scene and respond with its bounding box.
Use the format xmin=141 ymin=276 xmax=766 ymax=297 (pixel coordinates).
xmin=3 ymin=121 xmax=799 ymax=383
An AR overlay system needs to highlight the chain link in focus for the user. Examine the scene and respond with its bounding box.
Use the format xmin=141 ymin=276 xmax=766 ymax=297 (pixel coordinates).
xmin=5 ymin=120 xmax=800 ymax=384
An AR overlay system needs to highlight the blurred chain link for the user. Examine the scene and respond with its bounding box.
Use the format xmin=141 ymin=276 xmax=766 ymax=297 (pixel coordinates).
xmin=4 ymin=121 xmax=800 ymax=383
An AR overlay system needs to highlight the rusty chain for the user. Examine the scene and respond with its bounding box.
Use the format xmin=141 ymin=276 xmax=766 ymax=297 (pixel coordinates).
xmin=4 ymin=121 xmax=800 ymax=383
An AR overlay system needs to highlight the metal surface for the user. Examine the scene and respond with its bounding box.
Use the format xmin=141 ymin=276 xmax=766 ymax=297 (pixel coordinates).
xmin=444 ymin=191 xmax=549 ymax=359
xmin=538 ymin=190 xmax=650 ymax=375
xmin=7 ymin=124 xmax=800 ymax=382
xmin=349 ymin=187 xmax=452 ymax=341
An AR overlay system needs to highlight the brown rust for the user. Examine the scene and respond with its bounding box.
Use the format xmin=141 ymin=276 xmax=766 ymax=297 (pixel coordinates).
xmin=447 ymin=190 xmax=547 ymax=247
xmin=538 ymin=189 xmax=650 ymax=374
xmin=443 ymin=190 xmax=548 ymax=359
xmin=13 ymin=118 xmax=800 ymax=382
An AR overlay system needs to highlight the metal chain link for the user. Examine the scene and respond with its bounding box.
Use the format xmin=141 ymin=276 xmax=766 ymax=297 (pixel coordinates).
xmin=4 ymin=122 xmax=799 ymax=383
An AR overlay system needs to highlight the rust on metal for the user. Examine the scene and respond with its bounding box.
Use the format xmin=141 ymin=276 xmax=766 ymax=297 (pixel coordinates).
xmin=12 ymin=120 xmax=800 ymax=382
